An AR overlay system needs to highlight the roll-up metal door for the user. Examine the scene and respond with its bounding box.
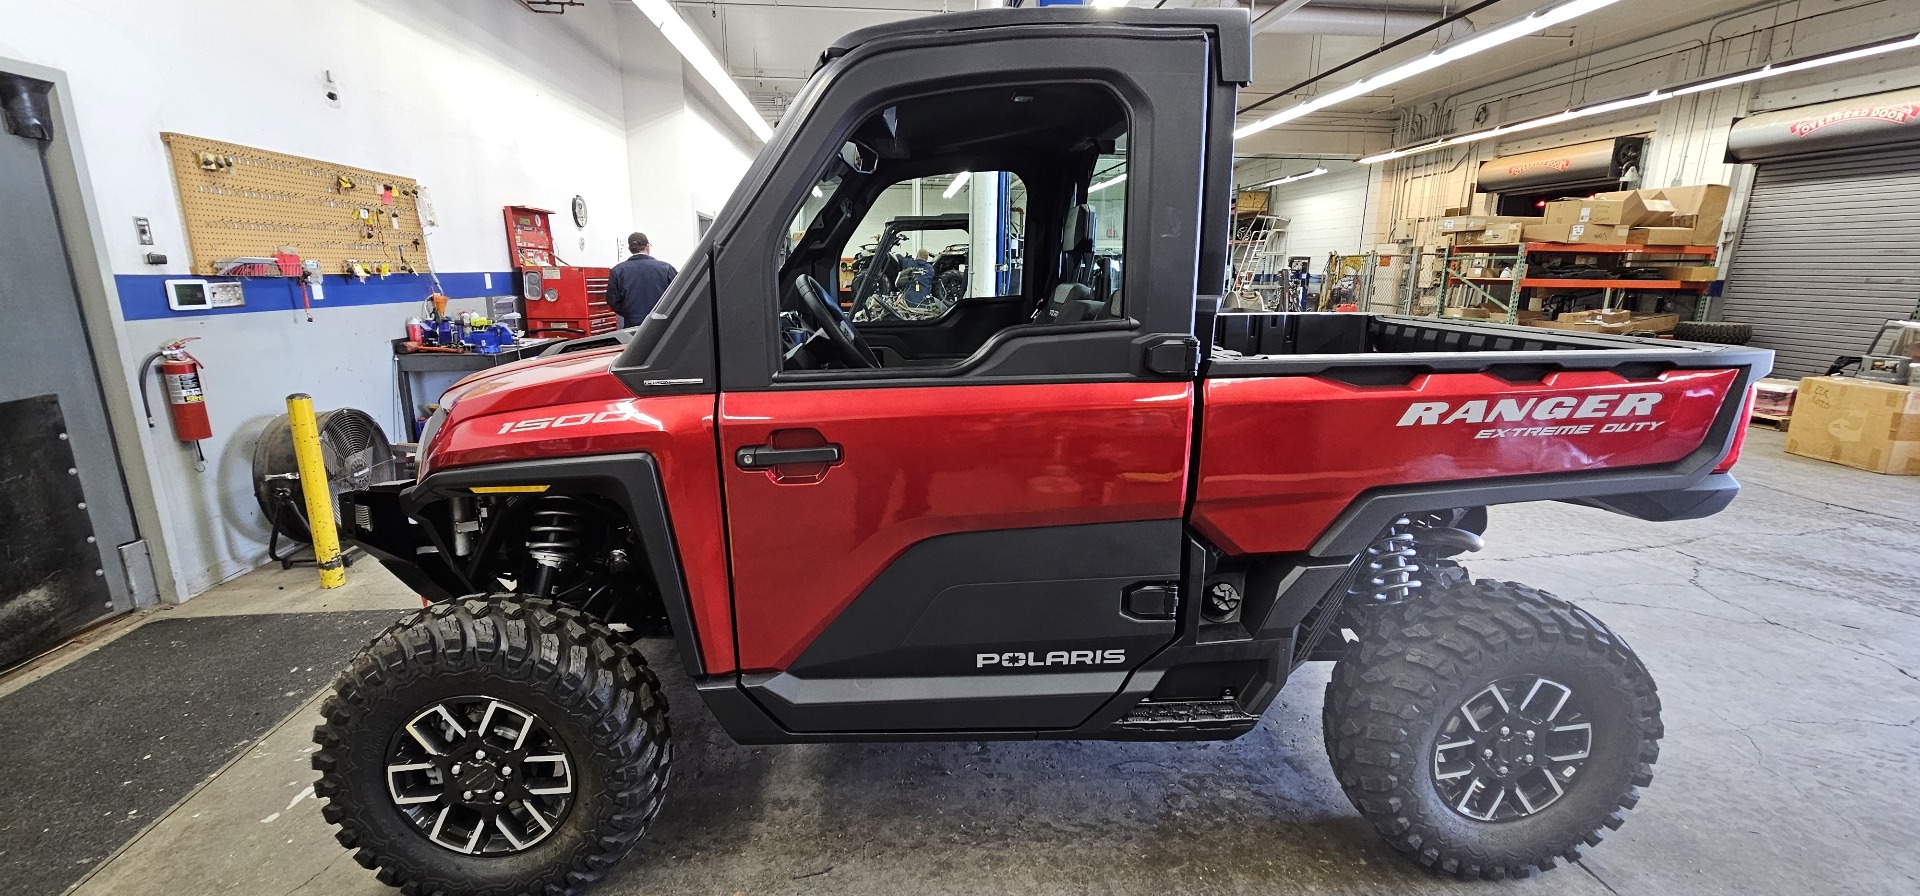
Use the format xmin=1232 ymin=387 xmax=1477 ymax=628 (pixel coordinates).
xmin=1719 ymin=144 xmax=1920 ymax=379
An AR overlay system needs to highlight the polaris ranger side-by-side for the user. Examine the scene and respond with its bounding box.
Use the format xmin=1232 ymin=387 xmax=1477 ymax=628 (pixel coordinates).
xmin=312 ymin=8 xmax=1770 ymax=894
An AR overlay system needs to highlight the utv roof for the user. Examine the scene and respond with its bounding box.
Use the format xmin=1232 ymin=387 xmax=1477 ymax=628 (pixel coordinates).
xmin=822 ymin=7 xmax=1253 ymax=84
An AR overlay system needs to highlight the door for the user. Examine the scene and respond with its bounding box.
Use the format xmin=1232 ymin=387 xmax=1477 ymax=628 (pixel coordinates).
xmin=711 ymin=30 xmax=1218 ymax=732
xmin=0 ymin=72 xmax=144 ymax=669
xmin=1720 ymin=145 xmax=1920 ymax=379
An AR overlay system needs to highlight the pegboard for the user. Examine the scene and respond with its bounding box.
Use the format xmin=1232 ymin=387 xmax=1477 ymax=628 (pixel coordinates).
xmin=161 ymin=132 xmax=432 ymax=276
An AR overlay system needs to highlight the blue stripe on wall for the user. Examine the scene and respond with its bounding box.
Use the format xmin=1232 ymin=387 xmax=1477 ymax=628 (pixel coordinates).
xmin=114 ymin=271 xmax=515 ymax=321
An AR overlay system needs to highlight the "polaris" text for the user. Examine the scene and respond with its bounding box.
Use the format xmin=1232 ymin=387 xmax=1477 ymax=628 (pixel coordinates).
xmin=977 ymin=649 xmax=1126 ymax=669
xmin=1396 ymin=393 xmax=1663 ymax=427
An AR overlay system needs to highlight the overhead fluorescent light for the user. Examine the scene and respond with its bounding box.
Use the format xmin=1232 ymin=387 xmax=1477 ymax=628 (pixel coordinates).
xmin=1089 ymin=173 xmax=1127 ymax=194
xmin=630 ymin=0 xmax=773 ymax=142
xmin=1250 ymin=167 xmax=1329 ymax=189
xmin=943 ymin=171 xmax=971 ymax=199
xmin=1674 ymin=32 xmax=1920 ymax=96
xmin=1359 ymin=31 xmax=1920 ymax=164
xmin=1235 ymin=0 xmax=1626 ymax=141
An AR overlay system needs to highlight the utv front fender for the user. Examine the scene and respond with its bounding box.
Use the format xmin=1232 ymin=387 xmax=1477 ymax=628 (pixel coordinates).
xmin=340 ymin=452 xmax=707 ymax=677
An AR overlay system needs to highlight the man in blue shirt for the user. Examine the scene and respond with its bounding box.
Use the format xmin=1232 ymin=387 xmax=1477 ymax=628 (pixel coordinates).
xmin=606 ymin=232 xmax=678 ymax=327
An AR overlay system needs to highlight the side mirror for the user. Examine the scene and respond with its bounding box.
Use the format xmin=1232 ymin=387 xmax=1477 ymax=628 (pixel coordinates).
xmin=840 ymin=140 xmax=878 ymax=175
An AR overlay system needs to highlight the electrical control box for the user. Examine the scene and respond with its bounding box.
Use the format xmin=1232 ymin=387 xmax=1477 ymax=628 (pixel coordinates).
xmin=164 ymin=278 xmax=246 ymax=311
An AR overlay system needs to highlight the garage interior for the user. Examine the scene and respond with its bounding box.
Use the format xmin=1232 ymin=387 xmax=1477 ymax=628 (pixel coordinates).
xmin=1 ymin=1 xmax=1916 ymax=895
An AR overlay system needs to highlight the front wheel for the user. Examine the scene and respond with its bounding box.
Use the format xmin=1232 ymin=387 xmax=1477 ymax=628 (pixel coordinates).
xmin=1323 ymin=580 xmax=1661 ymax=879
xmin=312 ymin=596 xmax=671 ymax=896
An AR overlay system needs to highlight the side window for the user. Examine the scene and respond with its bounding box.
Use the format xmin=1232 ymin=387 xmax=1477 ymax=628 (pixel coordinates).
xmin=776 ymin=83 xmax=1129 ymax=372
xmin=837 ymin=171 xmax=1024 ymax=324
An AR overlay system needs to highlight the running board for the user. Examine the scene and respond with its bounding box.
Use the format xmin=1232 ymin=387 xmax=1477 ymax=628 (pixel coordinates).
xmin=1113 ymin=698 xmax=1260 ymax=734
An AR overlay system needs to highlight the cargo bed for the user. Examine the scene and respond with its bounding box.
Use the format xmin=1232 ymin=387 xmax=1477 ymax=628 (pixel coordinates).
xmin=1208 ymin=312 xmax=1771 ymax=380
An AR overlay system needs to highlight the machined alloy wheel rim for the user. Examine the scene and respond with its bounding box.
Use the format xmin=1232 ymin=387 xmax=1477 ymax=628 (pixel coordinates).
xmin=385 ymin=696 xmax=576 ymax=855
xmin=1432 ymin=676 xmax=1594 ymax=822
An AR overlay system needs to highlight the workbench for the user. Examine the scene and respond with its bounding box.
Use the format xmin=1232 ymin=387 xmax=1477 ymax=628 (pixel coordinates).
xmin=393 ymin=341 xmax=551 ymax=439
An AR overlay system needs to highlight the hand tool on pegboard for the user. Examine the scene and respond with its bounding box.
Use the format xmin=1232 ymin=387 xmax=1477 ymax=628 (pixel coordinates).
xmin=275 ymin=249 xmax=313 ymax=321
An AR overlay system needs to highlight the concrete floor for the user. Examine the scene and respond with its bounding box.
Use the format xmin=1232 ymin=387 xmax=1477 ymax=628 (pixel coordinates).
xmin=26 ymin=428 xmax=1920 ymax=896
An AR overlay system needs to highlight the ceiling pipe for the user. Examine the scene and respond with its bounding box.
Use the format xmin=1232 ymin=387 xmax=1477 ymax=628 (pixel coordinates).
xmin=1251 ymin=0 xmax=1316 ymax=35
xmin=1267 ymin=5 xmax=1462 ymax=39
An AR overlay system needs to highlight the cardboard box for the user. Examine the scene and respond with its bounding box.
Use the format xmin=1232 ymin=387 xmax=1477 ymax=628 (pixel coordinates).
xmin=1625 ymin=312 xmax=1681 ymax=334
xmin=1454 ymin=220 xmax=1537 ymax=245
xmin=1523 ymin=309 xmax=1673 ymax=335
xmin=1236 ymin=190 xmax=1270 ymax=214
xmin=1440 ymin=214 xmax=1540 ymax=233
xmin=1547 ymin=194 xmax=1676 ymax=227
xmin=1786 ymin=376 xmax=1920 ymax=475
xmin=1753 ymin=378 xmax=1799 ymax=418
xmin=1629 ymin=227 xmax=1696 ymax=246
xmin=1560 ymin=309 xmax=1634 ymax=326
xmin=1649 ymin=184 xmax=1732 ymax=246
xmin=1441 ymin=306 xmax=1491 ymax=319
xmin=1543 ymin=200 xmax=1587 ymax=225
xmin=1526 ymin=318 xmax=1628 ymax=334
xmin=1526 ymin=222 xmax=1635 ymax=244
xmin=1657 ymin=265 xmax=1720 ymax=282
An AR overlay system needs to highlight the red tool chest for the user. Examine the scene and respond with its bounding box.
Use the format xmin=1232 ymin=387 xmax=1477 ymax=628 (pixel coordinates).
xmin=504 ymin=206 xmax=616 ymax=337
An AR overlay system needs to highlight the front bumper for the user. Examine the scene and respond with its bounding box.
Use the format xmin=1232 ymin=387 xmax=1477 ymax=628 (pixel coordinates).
xmin=339 ymin=482 xmax=468 ymax=602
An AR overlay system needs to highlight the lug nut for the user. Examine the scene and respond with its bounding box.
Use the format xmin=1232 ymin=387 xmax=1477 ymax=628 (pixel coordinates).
xmin=493 ymin=791 xmax=505 ymax=802
xmin=475 ymin=750 xmax=487 ymax=760
xmin=1497 ymin=765 xmax=1509 ymax=776
xmin=1525 ymin=730 xmax=1536 ymax=742
xmin=1482 ymin=748 xmax=1494 ymax=759
xmin=501 ymin=767 xmax=513 ymax=776
xmin=462 ymin=790 xmax=472 ymax=800
xmin=450 ymin=764 xmax=463 ymax=775
xmin=1499 ymin=726 xmax=1510 ymax=736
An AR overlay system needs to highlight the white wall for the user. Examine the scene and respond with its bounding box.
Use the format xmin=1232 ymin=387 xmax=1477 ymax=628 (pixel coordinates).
xmin=1264 ymin=165 xmax=1377 ymax=263
xmin=0 ymin=0 xmax=759 ymax=600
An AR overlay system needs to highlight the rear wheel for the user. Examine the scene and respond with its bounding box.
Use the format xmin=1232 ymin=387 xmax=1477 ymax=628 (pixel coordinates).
xmin=312 ymin=596 xmax=670 ymax=896
xmin=1323 ymin=580 xmax=1660 ymax=878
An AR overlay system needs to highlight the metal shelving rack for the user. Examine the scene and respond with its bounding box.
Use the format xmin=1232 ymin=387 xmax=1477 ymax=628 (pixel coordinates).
xmin=1435 ymin=241 xmax=1720 ymax=323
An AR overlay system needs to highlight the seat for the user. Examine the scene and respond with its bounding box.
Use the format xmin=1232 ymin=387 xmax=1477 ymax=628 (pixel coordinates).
xmin=1038 ymin=282 xmax=1101 ymax=324
xmin=1034 ymin=205 xmax=1106 ymax=324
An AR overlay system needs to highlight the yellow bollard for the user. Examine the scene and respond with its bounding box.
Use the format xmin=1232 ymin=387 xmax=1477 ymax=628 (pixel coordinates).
xmin=286 ymin=393 xmax=345 ymax=589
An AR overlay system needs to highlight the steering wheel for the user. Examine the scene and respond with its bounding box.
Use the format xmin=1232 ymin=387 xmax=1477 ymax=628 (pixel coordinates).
xmin=794 ymin=274 xmax=879 ymax=369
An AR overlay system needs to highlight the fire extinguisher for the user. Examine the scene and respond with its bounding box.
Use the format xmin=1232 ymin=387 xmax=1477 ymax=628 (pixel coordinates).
xmin=139 ymin=337 xmax=212 ymax=469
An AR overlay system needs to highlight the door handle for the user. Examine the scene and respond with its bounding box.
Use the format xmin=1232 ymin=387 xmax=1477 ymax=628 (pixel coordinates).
xmin=735 ymin=444 xmax=842 ymax=469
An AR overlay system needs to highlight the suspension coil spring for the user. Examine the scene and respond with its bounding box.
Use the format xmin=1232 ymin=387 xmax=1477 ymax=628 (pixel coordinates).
xmin=1350 ymin=516 xmax=1424 ymax=604
xmin=526 ymin=498 xmax=586 ymax=569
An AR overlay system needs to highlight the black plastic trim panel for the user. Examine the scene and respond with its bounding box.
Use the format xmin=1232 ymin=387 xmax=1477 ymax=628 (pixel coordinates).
xmin=609 ymin=251 xmax=718 ymax=397
xmin=788 ymin=521 xmax=1181 ymax=680
xmin=747 ymin=669 xmax=1134 ymax=732
xmin=406 ymin=453 xmax=709 ymax=679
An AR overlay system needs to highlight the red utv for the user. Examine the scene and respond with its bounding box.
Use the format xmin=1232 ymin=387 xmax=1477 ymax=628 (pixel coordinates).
xmin=311 ymin=8 xmax=1769 ymax=895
